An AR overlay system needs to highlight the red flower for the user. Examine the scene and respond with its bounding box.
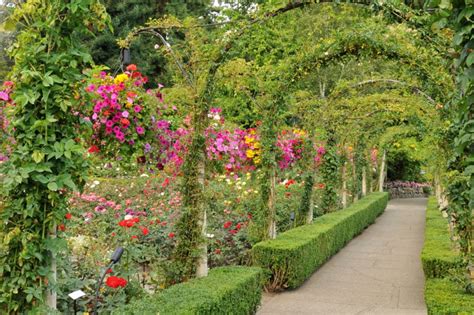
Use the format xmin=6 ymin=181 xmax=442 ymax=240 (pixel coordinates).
xmin=105 ymin=276 xmax=127 ymax=288
xmin=131 ymin=235 xmax=138 ymax=240
xmin=106 ymin=268 xmax=113 ymax=274
xmin=88 ymin=145 xmax=100 ymax=153
xmin=161 ymin=177 xmax=170 ymax=188
xmin=229 ymin=229 xmax=238 ymax=235
xmin=119 ymin=217 xmax=140 ymax=228
xmin=223 ymin=221 xmax=232 ymax=229
xmin=214 ymin=248 xmax=221 ymax=255
xmin=126 ymin=64 xmax=137 ymax=71
xmin=58 ymin=224 xmax=66 ymax=232
xmin=140 ymin=226 xmax=149 ymax=236
xmin=168 ymin=232 xmax=175 ymax=239
xmin=111 ymin=232 xmax=116 ymax=237
xmin=120 ymin=118 xmax=130 ymax=127
xmin=236 ymin=222 xmax=242 ymax=230
xmin=65 ymin=213 xmax=72 ymax=220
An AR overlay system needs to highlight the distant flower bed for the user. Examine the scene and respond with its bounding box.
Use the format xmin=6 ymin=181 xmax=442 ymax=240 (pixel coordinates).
xmin=384 ymin=181 xmax=431 ymax=198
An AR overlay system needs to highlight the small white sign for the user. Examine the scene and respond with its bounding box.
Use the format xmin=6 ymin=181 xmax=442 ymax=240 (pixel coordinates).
xmin=68 ymin=290 xmax=86 ymax=300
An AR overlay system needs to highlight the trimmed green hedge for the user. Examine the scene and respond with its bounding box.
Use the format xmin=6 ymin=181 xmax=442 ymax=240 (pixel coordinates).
xmin=421 ymin=197 xmax=460 ymax=278
xmin=252 ymin=192 xmax=388 ymax=290
xmin=118 ymin=266 xmax=266 ymax=315
xmin=425 ymin=278 xmax=474 ymax=315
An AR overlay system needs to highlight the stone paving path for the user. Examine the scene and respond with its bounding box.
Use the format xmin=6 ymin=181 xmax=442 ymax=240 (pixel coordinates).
xmin=258 ymin=198 xmax=428 ymax=315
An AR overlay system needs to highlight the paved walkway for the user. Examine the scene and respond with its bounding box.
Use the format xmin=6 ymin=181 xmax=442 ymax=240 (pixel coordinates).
xmin=258 ymin=198 xmax=428 ymax=315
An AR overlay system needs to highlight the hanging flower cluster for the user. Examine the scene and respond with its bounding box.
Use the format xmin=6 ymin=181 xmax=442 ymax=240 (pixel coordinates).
xmin=83 ymin=65 xmax=159 ymax=153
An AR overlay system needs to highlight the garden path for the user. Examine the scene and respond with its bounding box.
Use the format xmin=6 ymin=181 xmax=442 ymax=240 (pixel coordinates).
xmin=258 ymin=198 xmax=428 ymax=315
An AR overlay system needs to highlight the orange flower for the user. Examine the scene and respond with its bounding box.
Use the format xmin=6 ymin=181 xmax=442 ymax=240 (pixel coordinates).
xmin=126 ymin=64 xmax=137 ymax=71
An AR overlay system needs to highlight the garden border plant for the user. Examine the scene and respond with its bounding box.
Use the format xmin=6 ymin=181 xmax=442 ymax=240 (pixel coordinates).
xmin=421 ymin=197 xmax=474 ymax=313
xmin=117 ymin=266 xmax=266 ymax=315
xmin=252 ymin=192 xmax=388 ymax=291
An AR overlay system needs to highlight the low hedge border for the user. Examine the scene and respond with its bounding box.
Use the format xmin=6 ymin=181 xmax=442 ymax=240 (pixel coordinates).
xmin=421 ymin=197 xmax=460 ymax=278
xmin=421 ymin=197 xmax=473 ymax=314
xmin=118 ymin=266 xmax=266 ymax=315
xmin=252 ymin=192 xmax=388 ymax=290
xmin=425 ymin=278 xmax=474 ymax=315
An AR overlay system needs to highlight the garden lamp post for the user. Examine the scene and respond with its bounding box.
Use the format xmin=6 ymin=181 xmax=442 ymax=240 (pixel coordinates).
xmin=93 ymin=247 xmax=125 ymax=315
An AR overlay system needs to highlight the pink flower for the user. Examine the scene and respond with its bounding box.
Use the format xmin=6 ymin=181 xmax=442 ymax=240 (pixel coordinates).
xmin=122 ymin=111 xmax=129 ymax=118
xmin=136 ymin=126 xmax=144 ymax=135
xmin=0 ymin=91 xmax=9 ymax=101
xmin=133 ymin=105 xmax=142 ymax=113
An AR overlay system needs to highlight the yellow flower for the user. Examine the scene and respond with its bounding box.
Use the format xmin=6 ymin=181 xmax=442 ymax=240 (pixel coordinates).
xmin=254 ymin=157 xmax=261 ymax=164
xmin=114 ymin=73 xmax=129 ymax=84
xmin=126 ymin=102 xmax=133 ymax=108
xmin=253 ymin=142 xmax=261 ymax=149
xmin=246 ymin=149 xmax=255 ymax=158
xmin=244 ymin=136 xmax=254 ymax=145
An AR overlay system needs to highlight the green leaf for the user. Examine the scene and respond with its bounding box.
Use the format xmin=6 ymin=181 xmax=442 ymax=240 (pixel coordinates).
xmin=31 ymin=151 xmax=45 ymax=163
xmin=466 ymin=53 xmax=474 ymax=67
xmin=47 ymin=182 xmax=58 ymax=191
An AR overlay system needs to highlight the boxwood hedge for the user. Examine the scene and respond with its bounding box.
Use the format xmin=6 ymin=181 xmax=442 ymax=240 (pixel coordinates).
xmin=421 ymin=197 xmax=460 ymax=278
xmin=425 ymin=278 xmax=474 ymax=315
xmin=118 ymin=266 xmax=266 ymax=315
xmin=421 ymin=197 xmax=473 ymax=314
xmin=252 ymin=192 xmax=388 ymax=290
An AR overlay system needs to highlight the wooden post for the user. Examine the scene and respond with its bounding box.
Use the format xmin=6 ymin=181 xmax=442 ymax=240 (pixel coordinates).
xmin=362 ymin=166 xmax=367 ymax=196
xmin=268 ymin=168 xmax=277 ymax=239
xmin=196 ymin=161 xmax=208 ymax=277
xmin=379 ymin=149 xmax=386 ymax=193
xmin=342 ymin=162 xmax=347 ymax=208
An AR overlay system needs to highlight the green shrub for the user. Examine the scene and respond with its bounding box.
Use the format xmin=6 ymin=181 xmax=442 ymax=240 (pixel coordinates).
xmin=421 ymin=197 xmax=460 ymax=278
xmin=251 ymin=192 xmax=388 ymax=290
xmin=425 ymin=278 xmax=474 ymax=314
xmin=118 ymin=266 xmax=266 ymax=315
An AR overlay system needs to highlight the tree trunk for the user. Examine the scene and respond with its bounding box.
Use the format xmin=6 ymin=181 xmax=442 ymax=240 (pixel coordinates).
xmin=268 ymin=167 xmax=277 ymax=239
xmin=342 ymin=162 xmax=347 ymax=208
xmin=379 ymin=149 xmax=386 ymax=193
xmin=362 ymin=166 xmax=367 ymax=197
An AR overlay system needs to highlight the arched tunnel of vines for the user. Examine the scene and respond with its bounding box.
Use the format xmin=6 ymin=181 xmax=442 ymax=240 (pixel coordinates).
xmin=0 ymin=0 xmax=472 ymax=314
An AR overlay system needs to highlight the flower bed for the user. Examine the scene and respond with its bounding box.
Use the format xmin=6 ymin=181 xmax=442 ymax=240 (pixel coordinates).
xmin=117 ymin=266 xmax=266 ymax=315
xmin=384 ymin=181 xmax=430 ymax=199
xmin=251 ymin=192 xmax=388 ymax=290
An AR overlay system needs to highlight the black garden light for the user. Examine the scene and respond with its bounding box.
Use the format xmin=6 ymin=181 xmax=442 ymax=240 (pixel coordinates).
xmin=92 ymin=247 xmax=125 ymax=315
xmin=290 ymin=211 xmax=295 ymax=222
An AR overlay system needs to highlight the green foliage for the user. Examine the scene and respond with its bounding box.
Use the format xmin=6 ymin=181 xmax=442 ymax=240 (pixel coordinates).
xmin=425 ymin=278 xmax=474 ymax=315
xmin=421 ymin=197 xmax=461 ymax=278
xmin=88 ymin=0 xmax=212 ymax=86
xmin=319 ymin=138 xmax=341 ymax=213
xmin=0 ymin=1 xmax=109 ymax=312
xmin=118 ymin=266 xmax=266 ymax=315
xmin=252 ymin=192 xmax=388 ymax=290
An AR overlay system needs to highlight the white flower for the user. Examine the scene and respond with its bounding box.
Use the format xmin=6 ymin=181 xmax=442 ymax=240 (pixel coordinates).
xmin=206 ymin=233 xmax=215 ymax=238
xmin=93 ymin=180 xmax=100 ymax=186
xmin=140 ymin=173 xmax=149 ymax=177
xmin=124 ymin=214 xmax=133 ymax=220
